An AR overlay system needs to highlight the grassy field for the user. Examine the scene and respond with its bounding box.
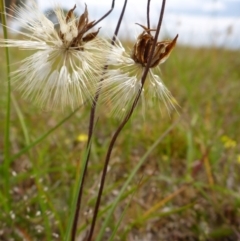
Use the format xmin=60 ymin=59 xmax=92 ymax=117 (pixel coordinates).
xmin=0 ymin=42 xmax=240 ymax=241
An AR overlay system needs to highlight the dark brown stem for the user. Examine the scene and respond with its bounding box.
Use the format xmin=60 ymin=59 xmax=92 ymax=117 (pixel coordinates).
xmin=91 ymin=0 xmax=115 ymax=29
xmin=85 ymin=2 xmax=128 ymax=240
xmin=70 ymin=1 xmax=128 ymax=241
xmin=147 ymin=0 xmax=151 ymax=30
xmin=87 ymin=0 xmax=167 ymax=240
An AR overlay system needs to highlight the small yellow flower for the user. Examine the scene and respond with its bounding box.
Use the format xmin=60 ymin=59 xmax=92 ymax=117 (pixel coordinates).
xmin=221 ymin=135 xmax=236 ymax=149
xmin=77 ymin=134 xmax=88 ymax=142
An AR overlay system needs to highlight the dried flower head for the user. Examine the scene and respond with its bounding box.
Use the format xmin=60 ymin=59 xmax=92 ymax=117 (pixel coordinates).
xmin=131 ymin=24 xmax=178 ymax=68
xmin=0 ymin=1 xmax=109 ymax=110
xmin=100 ymin=24 xmax=178 ymax=117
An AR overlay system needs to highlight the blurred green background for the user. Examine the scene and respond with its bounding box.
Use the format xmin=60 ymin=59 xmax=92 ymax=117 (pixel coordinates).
xmin=0 ymin=0 xmax=240 ymax=240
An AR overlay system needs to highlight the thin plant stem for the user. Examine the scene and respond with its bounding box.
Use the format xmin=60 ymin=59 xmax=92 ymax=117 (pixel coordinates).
xmin=147 ymin=0 xmax=151 ymax=30
xmin=70 ymin=2 xmax=128 ymax=240
xmin=65 ymin=142 xmax=92 ymax=241
xmin=96 ymin=119 xmax=180 ymax=241
xmin=91 ymin=0 xmax=115 ymax=29
xmin=0 ymin=0 xmax=12 ymax=204
xmin=86 ymin=1 xmax=167 ymax=240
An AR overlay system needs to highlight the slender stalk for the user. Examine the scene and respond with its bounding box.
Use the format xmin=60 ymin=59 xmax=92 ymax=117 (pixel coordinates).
xmin=96 ymin=119 xmax=180 ymax=241
xmin=70 ymin=2 xmax=128 ymax=240
xmin=87 ymin=1 xmax=167 ymax=240
xmin=91 ymin=0 xmax=115 ymax=29
xmin=147 ymin=0 xmax=151 ymax=30
xmin=1 ymin=0 xmax=12 ymax=203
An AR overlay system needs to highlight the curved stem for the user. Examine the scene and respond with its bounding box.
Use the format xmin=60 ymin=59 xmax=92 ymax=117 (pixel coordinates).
xmin=91 ymin=0 xmax=115 ymax=29
xmin=87 ymin=0 xmax=167 ymax=240
xmin=70 ymin=1 xmax=128 ymax=240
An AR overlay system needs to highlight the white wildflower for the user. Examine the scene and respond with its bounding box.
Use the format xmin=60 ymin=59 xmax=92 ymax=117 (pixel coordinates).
xmin=100 ymin=26 xmax=179 ymax=118
xmin=0 ymin=1 xmax=109 ymax=110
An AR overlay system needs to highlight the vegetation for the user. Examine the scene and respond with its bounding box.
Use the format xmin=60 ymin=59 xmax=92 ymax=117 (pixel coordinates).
xmin=0 ymin=39 xmax=240 ymax=240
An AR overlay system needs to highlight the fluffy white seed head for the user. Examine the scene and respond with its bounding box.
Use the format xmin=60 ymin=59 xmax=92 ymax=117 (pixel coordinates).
xmin=0 ymin=1 xmax=112 ymax=110
xmin=99 ymin=39 xmax=178 ymax=118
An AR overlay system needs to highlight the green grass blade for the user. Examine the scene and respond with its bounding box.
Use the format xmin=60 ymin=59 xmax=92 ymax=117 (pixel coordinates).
xmin=64 ymin=142 xmax=92 ymax=241
xmin=11 ymin=94 xmax=30 ymax=145
xmin=0 ymin=0 xmax=12 ymax=207
xmin=96 ymin=119 xmax=180 ymax=241
xmin=10 ymin=107 xmax=80 ymax=162
xmin=108 ymin=181 xmax=138 ymax=241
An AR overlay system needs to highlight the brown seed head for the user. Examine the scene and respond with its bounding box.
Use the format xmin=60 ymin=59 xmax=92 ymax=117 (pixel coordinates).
xmin=66 ymin=4 xmax=76 ymax=23
xmin=131 ymin=24 xmax=178 ymax=68
xmin=59 ymin=4 xmax=100 ymax=50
